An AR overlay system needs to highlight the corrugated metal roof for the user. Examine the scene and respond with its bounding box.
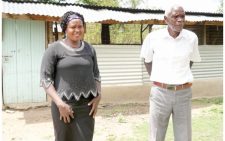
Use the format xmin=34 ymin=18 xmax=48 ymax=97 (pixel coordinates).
xmin=2 ymin=0 xmax=223 ymax=24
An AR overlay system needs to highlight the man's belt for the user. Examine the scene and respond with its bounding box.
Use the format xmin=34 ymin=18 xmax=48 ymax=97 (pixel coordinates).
xmin=153 ymin=81 xmax=192 ymax=91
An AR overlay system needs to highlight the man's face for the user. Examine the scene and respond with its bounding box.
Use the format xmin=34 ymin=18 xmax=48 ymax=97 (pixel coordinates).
xmin=165 ymin=7 xmax=185 ymax=33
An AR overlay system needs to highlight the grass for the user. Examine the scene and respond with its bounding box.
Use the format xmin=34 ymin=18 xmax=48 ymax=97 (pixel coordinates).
xmin=165 ymin=104 xmax=223 ymax=141
xmin=192 ymin=97 xmax=223 ymax=108
xmin=109 ymin=97 xmax=223 ymax=141
xmin=192 ymin=104 xmax=223 ymax=141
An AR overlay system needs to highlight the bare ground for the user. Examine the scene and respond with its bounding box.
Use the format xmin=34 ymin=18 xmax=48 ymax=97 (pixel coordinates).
xmin=2 ymin=101 xmax=216 ymax=141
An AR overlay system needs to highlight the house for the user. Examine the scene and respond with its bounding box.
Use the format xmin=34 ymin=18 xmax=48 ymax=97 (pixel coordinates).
xmin=2 ymin=0 xmax=223 ymax=104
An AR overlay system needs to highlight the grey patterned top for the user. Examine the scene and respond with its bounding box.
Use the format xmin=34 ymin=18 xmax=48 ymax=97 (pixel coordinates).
xmin=40 ymin=40 xmax=101 ymax=100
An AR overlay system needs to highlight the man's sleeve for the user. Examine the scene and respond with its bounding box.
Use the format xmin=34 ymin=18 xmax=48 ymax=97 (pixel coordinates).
xmin=140 ymin=34 xmax=154 ymax=63
xmin=190 ymin=35 xmax=201 ymax=62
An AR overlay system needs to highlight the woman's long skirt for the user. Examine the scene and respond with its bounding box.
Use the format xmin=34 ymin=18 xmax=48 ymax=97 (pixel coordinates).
xmin=51 ymin=96 xmax=95 ymax=141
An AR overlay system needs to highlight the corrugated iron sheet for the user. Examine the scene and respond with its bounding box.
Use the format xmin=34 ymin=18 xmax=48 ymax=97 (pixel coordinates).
xmin=93 ymin=45 xmax=223 ymax=85
xmin=2 ymin=1 xmax=223 ymax=23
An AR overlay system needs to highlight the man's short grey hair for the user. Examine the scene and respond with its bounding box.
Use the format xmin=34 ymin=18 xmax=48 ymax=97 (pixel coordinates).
xmin=164 ymin=4 xmax=184 ymax=17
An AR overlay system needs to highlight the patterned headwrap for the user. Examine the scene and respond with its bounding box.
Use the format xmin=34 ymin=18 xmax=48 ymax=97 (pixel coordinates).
xmin=66 ymin=14 xmax=82 ymax=24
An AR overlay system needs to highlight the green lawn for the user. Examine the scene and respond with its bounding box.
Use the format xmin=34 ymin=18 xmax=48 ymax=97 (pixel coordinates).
xmin=114 ymin=97 xmax=223 ymax=141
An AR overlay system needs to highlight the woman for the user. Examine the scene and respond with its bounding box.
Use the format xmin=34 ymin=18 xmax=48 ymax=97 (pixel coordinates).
xmin=40 ymin=11 xmax=101 ymax=141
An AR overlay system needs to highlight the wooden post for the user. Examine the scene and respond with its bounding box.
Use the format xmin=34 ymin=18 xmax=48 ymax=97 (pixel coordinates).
xmin=140 ymin=24 xmax=153 ymax=44
xmin=203 ymin=25 xmax=207 ymax=45
xmin=101 ymin=24 xmax=110 ymax=44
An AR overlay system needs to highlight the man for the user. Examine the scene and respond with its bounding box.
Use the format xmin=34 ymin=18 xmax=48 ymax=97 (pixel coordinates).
xmin=140 ymin=4 xmax=201 ymax=141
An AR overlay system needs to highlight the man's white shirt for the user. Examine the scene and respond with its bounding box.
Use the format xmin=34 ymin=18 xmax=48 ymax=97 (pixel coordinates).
xmin=140 ymin=28 xmax=201 ymax=84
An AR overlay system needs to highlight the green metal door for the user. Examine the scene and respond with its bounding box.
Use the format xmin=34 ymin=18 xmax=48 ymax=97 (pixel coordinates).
xmin=2 ymin=19 xmax=46 ymax=104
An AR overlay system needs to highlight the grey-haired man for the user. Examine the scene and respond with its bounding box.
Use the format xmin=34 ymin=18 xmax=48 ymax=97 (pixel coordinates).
xmin=140 ymin=4 xmax=201 ymax=141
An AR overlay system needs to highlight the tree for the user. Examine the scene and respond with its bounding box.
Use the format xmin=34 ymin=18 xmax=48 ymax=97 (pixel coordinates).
xmin=119 ymin=0 xmax=144 ymax=8
xmin=14 ymin=0 xmax=65 ymax=2
xmin=217 ymin=0 xmax=223 ymax=13
xmin=77 ymin=0 xmax=119 ymax=7
xmin=129 ymin=0 xmax=143 ymax=8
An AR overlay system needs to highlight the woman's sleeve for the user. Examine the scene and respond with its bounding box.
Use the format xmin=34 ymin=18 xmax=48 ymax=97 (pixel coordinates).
xmin=91 ymin=47 xmax=101 ymax=82
xmin=40 ymin=45 xmax=57 ymax=89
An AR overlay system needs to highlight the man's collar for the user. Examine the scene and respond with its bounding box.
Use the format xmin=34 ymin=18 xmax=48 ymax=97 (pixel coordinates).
xmin=164 ymin=27 xmax=184 ymax=39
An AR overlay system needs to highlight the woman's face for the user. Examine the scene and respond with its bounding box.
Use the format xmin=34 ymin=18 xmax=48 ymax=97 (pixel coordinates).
xmin=65 ymin=19 xmax=85 ymax=42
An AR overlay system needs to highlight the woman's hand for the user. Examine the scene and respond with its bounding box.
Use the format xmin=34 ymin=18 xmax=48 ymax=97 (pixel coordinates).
xmin=88 ymin=95 xmax=101 ymax=118
xmin=43 ymin=85 xmax=74 ymax=123
xmin=57 ymin=101 xmax=74 ymax=123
